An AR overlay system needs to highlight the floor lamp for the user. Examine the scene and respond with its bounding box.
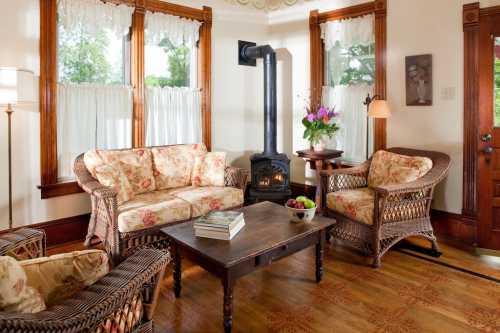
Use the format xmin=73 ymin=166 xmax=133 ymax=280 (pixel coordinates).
xmin=363 ymin=93 xmax=391 ymax=160
xmin=0 ymin=67 xmax=35 ymax=230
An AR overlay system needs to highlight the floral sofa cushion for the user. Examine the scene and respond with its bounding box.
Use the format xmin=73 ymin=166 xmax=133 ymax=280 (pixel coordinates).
xmin=192 ymin=152 xmax=226 ymax=187
xmin=94 ymin=163 xmax=135 ymax=205
xmin=151 ymin=143 xmax=207 ymax=190
xmin=117 ymin=190 xmax=192 ymax=233
xmin=99 ymin=148 xmax=156 ymax=195
xmin=368 ymin=150 xmax=433 ymax=188
xmin=169 ymin=186 xmax=244 ymax=218
xmin=0 ymin=256 xmax=46 ymax=313
xmin=21 ymin=250 xmax=109 ymax=307
xmin=326 ymin=188 xmax=375 ymax=225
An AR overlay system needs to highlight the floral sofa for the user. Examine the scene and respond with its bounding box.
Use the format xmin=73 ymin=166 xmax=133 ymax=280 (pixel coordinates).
xmin=74 ymin=143 xmax=248 ymax=264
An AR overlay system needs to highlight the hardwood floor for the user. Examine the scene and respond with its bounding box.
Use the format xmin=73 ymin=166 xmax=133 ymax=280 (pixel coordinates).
xmin=50 ymin=239 xmax=500 ymax=333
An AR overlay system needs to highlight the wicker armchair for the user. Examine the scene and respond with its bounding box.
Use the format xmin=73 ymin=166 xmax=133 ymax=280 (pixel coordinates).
xmin=0 ymin=228 xmax=169 ymax=333
xmin=74 ymin=151 xmax=249 ymax=265
xmin=321 ymin=148 xmax=451 ymax=268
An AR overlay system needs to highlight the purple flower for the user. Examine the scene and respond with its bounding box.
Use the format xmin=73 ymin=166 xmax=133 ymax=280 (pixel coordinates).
xmin=317 ymin=107 xmax=328 ymax=118
xmin=307 ymin=113 xmax=316 ymax=122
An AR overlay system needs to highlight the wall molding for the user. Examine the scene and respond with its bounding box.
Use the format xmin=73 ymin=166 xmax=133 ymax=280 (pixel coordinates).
xmin=0 ymin=214 xmax=90 ymax=248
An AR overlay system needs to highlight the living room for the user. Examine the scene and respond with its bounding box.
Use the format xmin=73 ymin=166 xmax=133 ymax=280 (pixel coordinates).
xmin=0 ymin=0 xmax=499 ymax=332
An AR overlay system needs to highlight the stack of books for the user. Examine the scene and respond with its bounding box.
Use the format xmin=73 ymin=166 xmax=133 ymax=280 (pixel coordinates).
xmin=194 ymin=211 xmax=245 ymax=240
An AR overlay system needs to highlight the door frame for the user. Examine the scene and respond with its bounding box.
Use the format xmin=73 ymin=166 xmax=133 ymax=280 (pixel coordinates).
xmin=463 ymin=2 xmax=500 ymax=250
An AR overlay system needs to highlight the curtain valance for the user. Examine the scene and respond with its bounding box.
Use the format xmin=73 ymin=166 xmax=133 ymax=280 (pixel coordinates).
xmin=320 ymin=14 xmax=374 ymax=51
xmin=57 ymin=0 xmax=134 ymax=37
xmin=145 ymin=11 xmax=202 ymax=46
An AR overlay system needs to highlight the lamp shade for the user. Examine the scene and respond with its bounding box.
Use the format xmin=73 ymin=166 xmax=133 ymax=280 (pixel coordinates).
xmin=0 ymin=67 xmax=35 ymax=106
xmin=368 ymin=99 xmax=391 ymax=118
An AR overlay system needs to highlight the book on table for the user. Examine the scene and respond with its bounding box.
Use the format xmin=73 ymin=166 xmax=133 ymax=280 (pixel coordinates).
xmin=194 ymin=211 xmax=245 ymax=240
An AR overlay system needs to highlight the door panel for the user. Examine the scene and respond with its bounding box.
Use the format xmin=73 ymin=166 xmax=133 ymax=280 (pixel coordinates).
xmin=478 ymin=13 xmax=500 ymax=250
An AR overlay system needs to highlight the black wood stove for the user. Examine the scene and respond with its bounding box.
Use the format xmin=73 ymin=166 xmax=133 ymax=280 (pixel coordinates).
xmin=239 ymin=43 xmax=291 ymax=202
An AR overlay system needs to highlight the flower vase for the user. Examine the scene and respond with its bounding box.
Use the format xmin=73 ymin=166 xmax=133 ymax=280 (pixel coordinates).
xmin=312 ymin=138 xmax=326 ymax=152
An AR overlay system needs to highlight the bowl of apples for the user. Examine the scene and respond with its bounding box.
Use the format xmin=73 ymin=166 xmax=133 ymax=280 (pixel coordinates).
xmin=285 ymin=196 xmax=316 ymax=223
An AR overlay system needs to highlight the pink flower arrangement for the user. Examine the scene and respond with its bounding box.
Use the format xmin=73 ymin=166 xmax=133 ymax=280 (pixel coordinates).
xmin=302 ymin=105 xmax=340 ymax=145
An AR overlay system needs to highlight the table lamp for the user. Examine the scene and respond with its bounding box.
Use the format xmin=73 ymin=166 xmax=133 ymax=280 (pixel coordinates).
xmin=363 ymin=93 xmax=391 ymax=160
xmin=0 ymin=67 xmax=35 ymax=230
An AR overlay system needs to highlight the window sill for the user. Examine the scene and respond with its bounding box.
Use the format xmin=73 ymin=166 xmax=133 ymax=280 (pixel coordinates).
xmin=38 ymin=181 xmax=84 ymax=199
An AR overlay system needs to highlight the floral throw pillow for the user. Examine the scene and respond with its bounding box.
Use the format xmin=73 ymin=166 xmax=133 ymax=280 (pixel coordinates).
xmin=94 ymin=163 xmax=135 ymax=204
xmin=192 ymin=152 xmax=227 ymax=187
xmin=0 ymin=256 xmax=46 ymax=313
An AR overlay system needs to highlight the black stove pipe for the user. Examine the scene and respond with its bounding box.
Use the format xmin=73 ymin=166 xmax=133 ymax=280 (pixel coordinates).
xmin=241 ymin=44 xmax=277 ymax=156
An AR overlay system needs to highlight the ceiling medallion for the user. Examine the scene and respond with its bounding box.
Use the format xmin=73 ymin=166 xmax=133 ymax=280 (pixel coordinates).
xmin=225 ymin=0 xmax=311 ymax=11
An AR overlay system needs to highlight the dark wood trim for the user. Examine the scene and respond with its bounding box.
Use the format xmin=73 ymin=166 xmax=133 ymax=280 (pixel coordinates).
xmin=0 ymin=214 xmax=90 ymax=248
xmin=462 ymin=2 xmax=480 ymax=218
xmin=479 ymin=4 xmax=500 ymax=17
xmin=309 ymin=0 xmax=387 ymax=152
xmin=199 ymin=6 xmax=213 ymax=151
xmin=39 ymin=0 xmax=212 ymax=197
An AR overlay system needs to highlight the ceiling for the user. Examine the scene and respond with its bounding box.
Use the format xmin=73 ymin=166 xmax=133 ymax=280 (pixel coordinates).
xmin=224 ymin=0 xmax=312 ymax=12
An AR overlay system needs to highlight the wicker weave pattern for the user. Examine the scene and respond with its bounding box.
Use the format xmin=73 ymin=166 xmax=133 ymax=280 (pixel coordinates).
xmin=322 ymin=148 xmax=451 ymax=268
xmin=0 ymin=228 xmax=46 ymax=260
xmin=74 ymin=146 xmax=249 ymax=265
xmin=0 ymin=245 xmax=169 ymax=333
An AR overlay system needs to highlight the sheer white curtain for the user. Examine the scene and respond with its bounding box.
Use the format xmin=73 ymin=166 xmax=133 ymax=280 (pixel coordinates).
xmin=145 ymin=87 xmax=201 ymax=146
xmin=57 ymin=0 xmax=134 ymax=38
xmin=57 ymin=84 xmax=133 ymax=181
xmin=144 ymin=11 xmax=202 ymax=146
xmin=321 ymin=14 xmax=375 ymax=164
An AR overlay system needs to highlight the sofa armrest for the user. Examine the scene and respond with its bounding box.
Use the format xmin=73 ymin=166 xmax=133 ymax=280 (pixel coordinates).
xmin=0 ymin=248 xmax=169 ymax=332
xmin=225 ymin=166 xmax=249 ymax=193
xmin=0 ymin=228 xmax=46 ymax=259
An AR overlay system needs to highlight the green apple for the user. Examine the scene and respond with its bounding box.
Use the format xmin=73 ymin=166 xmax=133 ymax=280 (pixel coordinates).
xmin=296 ymin=196 xmax=307 ymax=203
xmin=304 ymin=199 xmax=316 ymax=209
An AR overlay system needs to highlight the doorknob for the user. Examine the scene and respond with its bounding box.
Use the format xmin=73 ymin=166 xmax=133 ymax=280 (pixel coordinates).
xmin=481 ymin=133 xmax=492 ymax=142
xmin=483 ymin=146 xmax=494 ymax=154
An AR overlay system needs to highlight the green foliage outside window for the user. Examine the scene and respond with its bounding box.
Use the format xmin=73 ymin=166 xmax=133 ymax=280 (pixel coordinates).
xmin=326 ymin=42 xmax=375 ymax=87
xmin=145 ymin=38 xmax=191 ymax=88
xmin=58 ymin=27 xmax=123 ymax=84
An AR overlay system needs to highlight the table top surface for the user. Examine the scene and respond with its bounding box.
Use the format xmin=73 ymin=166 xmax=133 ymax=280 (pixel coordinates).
xmin=296 ymin=149 xmax=343 ymax=160
xmin=161 ymin=201 xmax=335 ymax=268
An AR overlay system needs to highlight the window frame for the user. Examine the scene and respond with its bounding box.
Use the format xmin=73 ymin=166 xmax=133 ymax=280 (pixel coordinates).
xmin=309 ymin=0 xmax=387 ymax=153
xmin=39 ymin=0 xmax=212 ymax=199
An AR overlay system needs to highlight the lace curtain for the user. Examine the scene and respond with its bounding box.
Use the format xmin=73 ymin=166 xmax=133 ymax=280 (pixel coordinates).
xmin=57 ymin=84 xmax=133 ymax=181
xmin=145 ymin=11 xmax=202 ymax=46
xmin=57 ymin=0 xmax=134 ymax=37
xmin=321 ymin=14 xmax=375 ymax=164
xmin=145 ymin=87 xmax=202 ymax=146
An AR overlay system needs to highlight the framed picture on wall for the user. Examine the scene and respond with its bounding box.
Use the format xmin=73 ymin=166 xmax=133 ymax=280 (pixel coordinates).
xmin=405 ymin=54 xmax=433 ymax=106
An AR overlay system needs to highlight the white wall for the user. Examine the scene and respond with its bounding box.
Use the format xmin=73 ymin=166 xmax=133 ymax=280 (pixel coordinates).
xmin=1 ymin=0 xmax=498 ymax=230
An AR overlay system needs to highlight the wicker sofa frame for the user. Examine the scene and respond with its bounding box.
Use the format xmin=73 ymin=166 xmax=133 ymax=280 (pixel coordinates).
xmin=321 ymin=147 xmax=451 ymax=268
xmin=74 ymin=146 xmax=249 ymax=265
xmin=0 ymin=228 xmax=169 ymax=333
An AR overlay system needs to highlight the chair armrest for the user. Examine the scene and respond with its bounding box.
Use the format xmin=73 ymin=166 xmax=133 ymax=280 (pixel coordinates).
xmin=319 ymin=161 xmax=370 ymax=178
xmin=0 ymin=248 xmax=170 ymax=332
xmin=0 ymin=228 xmax=46 ymax=259
xmin=320 ymin=161 xmax=370 ymax=193
xmin=372 ymin=173 xmax=438 ymax=197
xmin=225 ymin=166 xmax=249 ymax=192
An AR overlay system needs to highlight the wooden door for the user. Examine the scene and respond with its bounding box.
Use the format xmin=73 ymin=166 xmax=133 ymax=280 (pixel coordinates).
xmin=478 ymin=13 xmax=500 ymax=250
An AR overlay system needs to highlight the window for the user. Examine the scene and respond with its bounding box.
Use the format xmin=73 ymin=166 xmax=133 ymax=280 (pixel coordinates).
xmin=321 ymin=14 xmax=376 ymax=164
xmin=39 ymin=0 xmax=212 ymax=198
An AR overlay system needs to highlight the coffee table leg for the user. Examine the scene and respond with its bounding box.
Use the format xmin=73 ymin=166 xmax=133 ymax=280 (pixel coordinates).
xmin=173 ymin=243 xmax=181 ymax=298
xmin=316 ymin=230 xmax=325 ymax=283
xmin=222 ymin=279 xmax=234 ymax=333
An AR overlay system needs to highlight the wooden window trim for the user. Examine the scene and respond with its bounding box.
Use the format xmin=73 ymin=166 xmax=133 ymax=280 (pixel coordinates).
xmin=309 ymin=0 xmax=387 ymax=152
xmin=39 ymin=0 xmax=212 ymax=199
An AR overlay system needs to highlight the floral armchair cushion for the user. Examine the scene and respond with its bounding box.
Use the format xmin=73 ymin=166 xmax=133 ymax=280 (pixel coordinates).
xmin=151 ymin=143 xmax=207 ymax=190
xmin=0 ymin=256 xmax=46 ymax=313
xmin=21 ymin=249 xmax=109 ymax=307
xmin=326 ymin=188 xmax=375 ymax=225
xmin=192 ymin=152 xmax=226 ymax=187
xmin=368 ymin=150 xmax=433 ymax=188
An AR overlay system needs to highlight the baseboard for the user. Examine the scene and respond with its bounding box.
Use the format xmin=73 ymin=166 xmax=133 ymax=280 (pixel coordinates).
xmin=0 ymin=214 xmax=90 ymax=248
xmin=290 ymin=182 xmax=477 ymax=245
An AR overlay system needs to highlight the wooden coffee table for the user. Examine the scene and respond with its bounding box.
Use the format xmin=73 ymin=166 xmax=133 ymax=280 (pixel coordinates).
xmin=161 ymin=201 xmax=335 ymax=333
